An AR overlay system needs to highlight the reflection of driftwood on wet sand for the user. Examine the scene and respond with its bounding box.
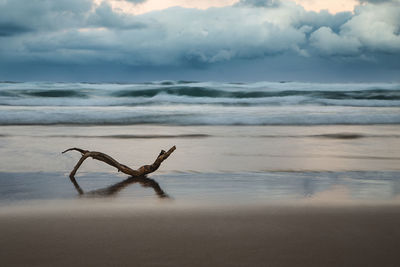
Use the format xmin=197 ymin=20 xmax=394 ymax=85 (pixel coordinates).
xmin=70 ymin=175 xmax=169 ymax=199
xmin=63 ymin=146 xmax=176 ymax=198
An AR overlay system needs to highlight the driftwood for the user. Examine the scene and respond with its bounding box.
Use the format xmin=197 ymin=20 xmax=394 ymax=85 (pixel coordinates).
xmin=62 ymin=146 xmax=176 ymax=197
xmin=62 ymin=146 xmax=176 ymax=178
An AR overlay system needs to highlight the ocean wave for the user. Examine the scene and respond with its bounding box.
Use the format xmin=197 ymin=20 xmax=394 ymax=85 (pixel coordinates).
xmin=0 ymin=81 xmax=399 ymax=125
xmin=0 ymin=105 xmax=399 ymax=125
xmin=0 ymin=81 xmax=400 ymax=107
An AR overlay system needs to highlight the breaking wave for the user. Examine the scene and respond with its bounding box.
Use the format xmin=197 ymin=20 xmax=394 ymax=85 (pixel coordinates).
xmin=0 ymin=81 xmax=399 ymax=125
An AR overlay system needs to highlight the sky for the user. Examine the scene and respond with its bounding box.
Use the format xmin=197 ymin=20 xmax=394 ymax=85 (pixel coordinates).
xmin=0 ymin=0 xmax=399 ymax=82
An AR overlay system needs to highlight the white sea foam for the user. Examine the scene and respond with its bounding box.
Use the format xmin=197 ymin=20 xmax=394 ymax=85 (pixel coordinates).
xmin=0 ymin=81 xmax=399 ymax=125
xmin=0 ymin=105 xmax=399 ymax=125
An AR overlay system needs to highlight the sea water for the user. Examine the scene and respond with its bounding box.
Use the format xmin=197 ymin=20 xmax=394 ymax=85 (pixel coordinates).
xmin=0 ymin=81 xmax=399 ymax=125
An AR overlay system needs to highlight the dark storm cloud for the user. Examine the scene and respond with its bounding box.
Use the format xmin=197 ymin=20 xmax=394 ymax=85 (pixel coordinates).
xmin=0 ymin=0 xmax=93 ymax=31
xmin=0 ymin=23 xmax=32 ymax=36
xmin=0 ymin=0 xmax=399 ymax=81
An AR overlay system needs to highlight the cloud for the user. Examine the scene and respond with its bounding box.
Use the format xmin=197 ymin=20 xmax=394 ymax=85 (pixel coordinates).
xmin=121 ymin=0 xmax=147 ymax=3
xmin=0 ymin=0 xmax=93 ymax=31
xmin=358 ymin=0 xmax=397 ymax=3
xmin=0 ymin=22 xmax=32 ymax=36
xmin=296 ymin=10 xmax=353 ymax=33
xmin=235 ymin=0 xmax=281 ymax=7
xmin=0 ymin=3 xmax=311 ymax=65
xmin=87 ymin=1 xmax=146 ymax=29
xmin=310 ymin=27 xmax=361 ymax=55
xmin=308 ymin=0 xmax=400 ymax=57
xmin=0 ymin=0 xmax=399 ymax=81
xmin=342 ymin=1 xmax=400 ymax=52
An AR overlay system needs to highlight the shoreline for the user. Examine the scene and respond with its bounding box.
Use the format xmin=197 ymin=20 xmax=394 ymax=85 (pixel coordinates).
xmin=2 ymin=171 xmax=400 ymax=206
xmin=1 ymin=125 xmax=400 ymax=173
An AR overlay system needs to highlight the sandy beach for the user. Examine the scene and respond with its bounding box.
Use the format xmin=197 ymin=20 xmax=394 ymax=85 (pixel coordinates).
xmin=1 ymin=204 xmax=400 ymax=267
xmin=1 ymin=125 xmax=400 ymax=266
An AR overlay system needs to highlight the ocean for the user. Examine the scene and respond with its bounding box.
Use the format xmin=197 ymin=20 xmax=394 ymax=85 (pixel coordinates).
xmin=0 ymin=81 xmax=400 ymax=205
xmin=1 ymin=81 xmax=400 ymax=125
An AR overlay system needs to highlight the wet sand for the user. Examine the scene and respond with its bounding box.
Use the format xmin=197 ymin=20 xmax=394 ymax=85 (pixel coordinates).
xmin=1 ymin=205 xmax=400 ymax=267
xmin=1 ymin=125 xmax=400 ymax=173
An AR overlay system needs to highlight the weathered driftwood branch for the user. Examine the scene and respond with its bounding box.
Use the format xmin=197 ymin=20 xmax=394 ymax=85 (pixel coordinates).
xmin=62 ymin=146 xmax=176 ymax=178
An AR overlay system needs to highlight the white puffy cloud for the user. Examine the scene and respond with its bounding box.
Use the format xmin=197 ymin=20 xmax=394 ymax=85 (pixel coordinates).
xmin=342 ymin=1 xmax=400 ymax=52
xmin=310 ymin=27 xmax=361 ymax=55
xmin=309 ymin=0 xmax=400 ymax=55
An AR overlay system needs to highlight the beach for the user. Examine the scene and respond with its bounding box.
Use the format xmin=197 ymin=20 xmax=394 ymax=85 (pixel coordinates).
xmin=1 ymin=82 xmax=400 ymax=266
xmin=1 ymin=124 xmax=400 ymax=266
xmin=1 ymin=204 xmax=400 ymax=267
